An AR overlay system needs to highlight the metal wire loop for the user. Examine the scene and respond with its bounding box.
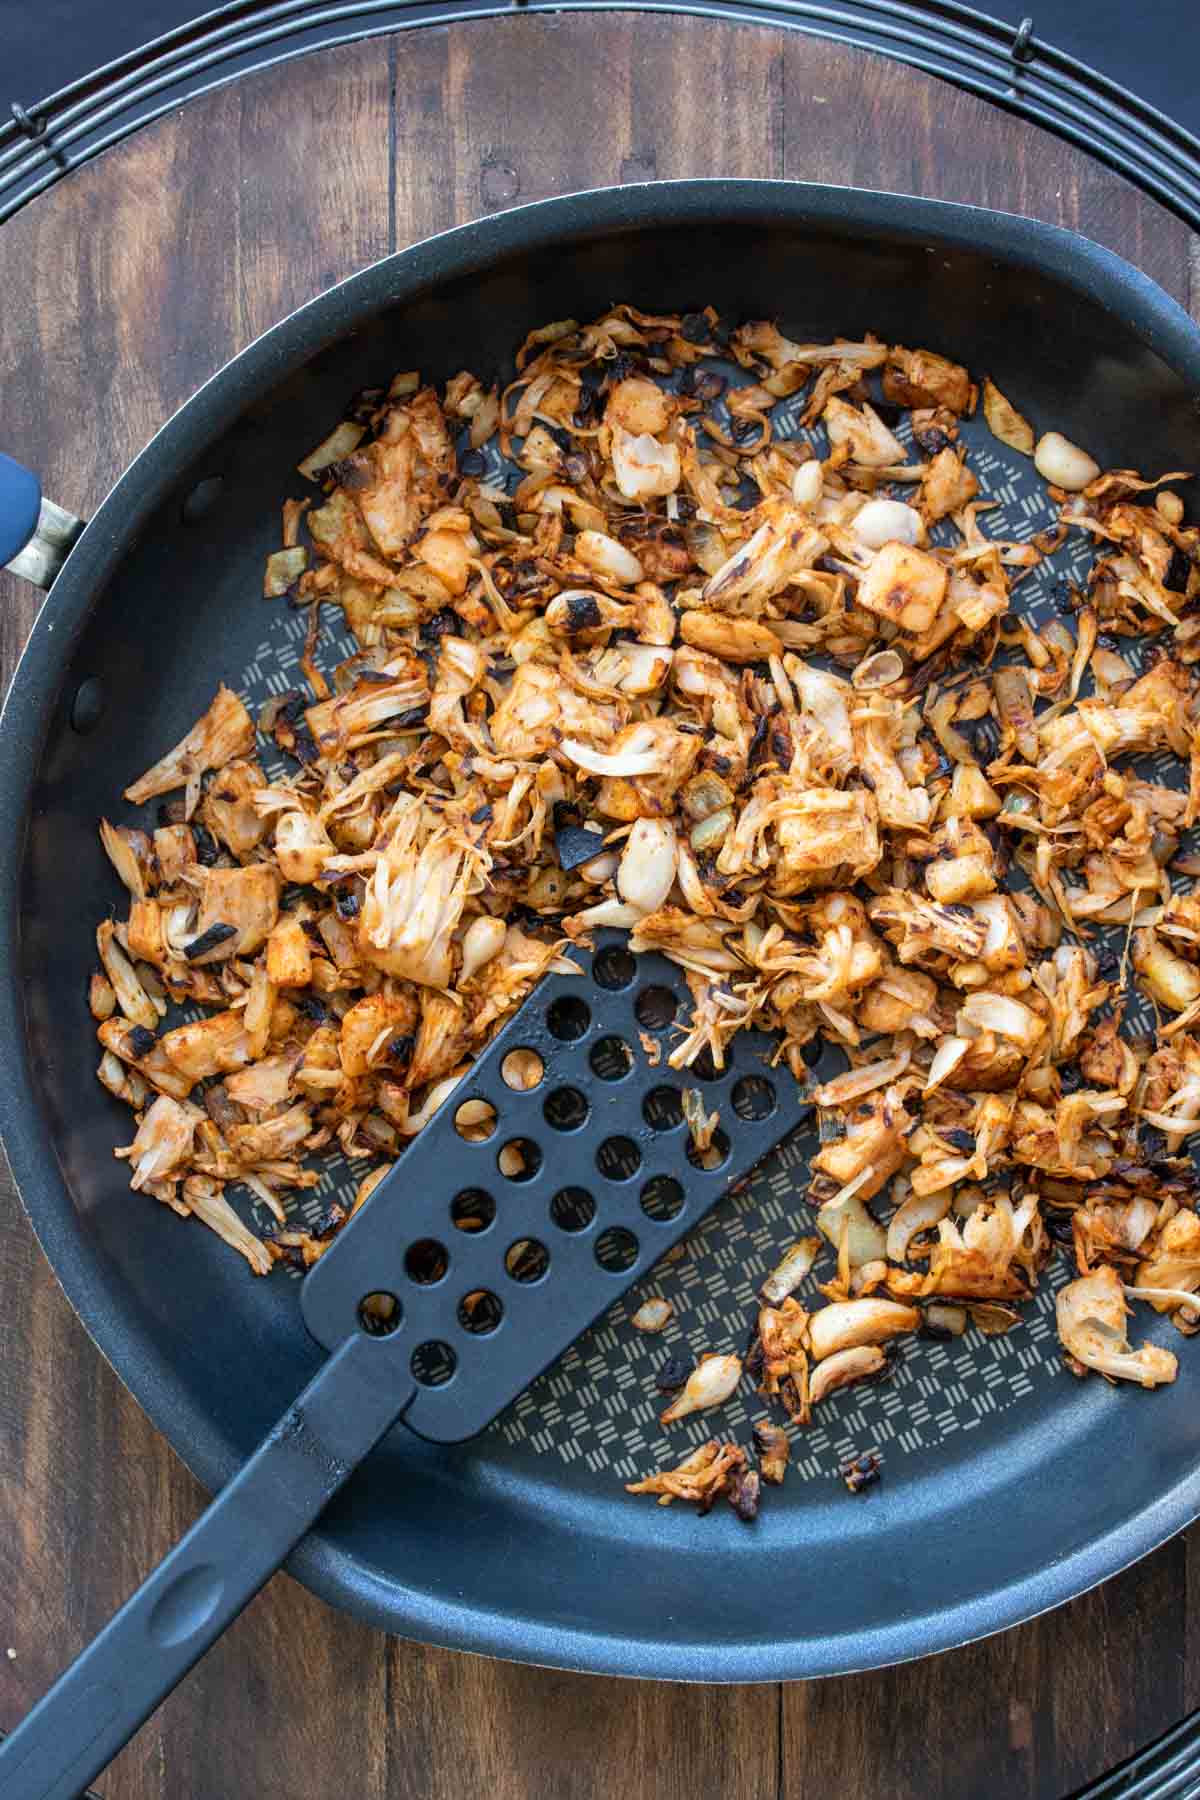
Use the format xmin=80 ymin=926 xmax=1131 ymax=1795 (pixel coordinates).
xmin=1010 ymin=16 xmax=1035 ymax=65
xmin=9 ymin=100 xmax=46 ymax=140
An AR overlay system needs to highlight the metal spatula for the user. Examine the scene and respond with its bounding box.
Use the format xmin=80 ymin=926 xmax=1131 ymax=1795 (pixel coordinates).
xmin=0 ymin=932 xmax=819 ymax=1800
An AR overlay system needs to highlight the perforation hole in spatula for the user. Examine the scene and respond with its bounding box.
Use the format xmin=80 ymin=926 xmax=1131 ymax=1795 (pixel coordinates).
xmin=405 ymin=1240 xmax=448 ymax=1285
xmin=458 ymin=1289 xmax=504 ymax=1334
xmin=635 ymin=985 xmax=677 ymax=1031
xmin=505 ymin=1238 xmax=550 ymax=1283
xmin=451 ymin=1190 xmax=496 ymax=1233
xmin=454 ymin=1097 xmax=497 ymax=1141
xmin=498 ymin=1137 xmax=542 ymax=1182
xmin=550 ymin=1187 xmax=596 ymax=1232
xmin=501 ymin=1048 xmax=544 ymax=1091
xmin=547 ymin=995 xmax=590 ymax=1040
xmin=357 ymin=1291 xmax=403 ymax=1336
xmin=590 ymin=1035 xmax=634 ymax=1081
xmin=732 ymin=1075 xmax=776 ymax=1121
xmin=592 ymin=944 xmax=636 ymax=989
xmin=300 ymin=930 xmax=822 ymax=1445
xmin=595 ymin=1228 xmax=639 ymax=1273
xmin=690 ymin=1045 xmax=729 ymax=1082
xmin=687 ymin=1129 xmax=731 ymax=1173
xmin=642 ymin=1086 xmax=684 ymax=1131
xmin=411 ymin=1341 xmax=457 ymax=1386
xmin=640 ymin=1176 xmax=684 ymax=1222
xmin=544 ymin=1086 xmax=589 ymax=1131
xmin=597 ymin=1135 xmax=641 ymax=1181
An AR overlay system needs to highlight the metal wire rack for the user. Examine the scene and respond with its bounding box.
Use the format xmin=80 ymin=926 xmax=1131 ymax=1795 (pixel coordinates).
xmin=3 ymin=0 xmax=1200 ymax=228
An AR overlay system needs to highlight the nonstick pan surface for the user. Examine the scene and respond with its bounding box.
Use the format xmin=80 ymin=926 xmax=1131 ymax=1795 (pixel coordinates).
xmin=4 ymin=180 xmax=1200 ymax=1682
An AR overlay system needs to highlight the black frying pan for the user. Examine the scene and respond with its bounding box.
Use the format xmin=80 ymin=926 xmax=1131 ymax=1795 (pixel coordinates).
xmin=3 ymin=180 xmax=1200 ymax=1694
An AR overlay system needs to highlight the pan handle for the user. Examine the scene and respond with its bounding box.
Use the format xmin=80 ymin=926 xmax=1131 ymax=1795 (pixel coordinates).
xmin=0 ymin=1330 xmax=415 ymax=1800
xmin=0 ymin=452 xmax=84 ymax=588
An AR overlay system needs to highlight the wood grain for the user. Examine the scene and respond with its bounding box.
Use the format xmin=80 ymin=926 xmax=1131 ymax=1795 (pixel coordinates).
xmin=0 ymin=17 xmax=1196 ymax=1798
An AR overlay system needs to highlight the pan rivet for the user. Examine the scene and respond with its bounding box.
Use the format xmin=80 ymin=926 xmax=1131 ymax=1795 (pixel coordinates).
xmin=70 ymin=677 xmax=105 ymax=734
xmin=181 ymin=475 xmax=225 ymax=524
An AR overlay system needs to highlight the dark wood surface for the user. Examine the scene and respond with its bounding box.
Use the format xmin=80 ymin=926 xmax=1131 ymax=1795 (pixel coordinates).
xmin=1 ymin=17 xmax=1198 ymax=1796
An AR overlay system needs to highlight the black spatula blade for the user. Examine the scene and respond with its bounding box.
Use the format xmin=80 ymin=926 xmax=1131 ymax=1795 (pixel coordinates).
xmin=302 ymin=931 xmax=820 ymax=1442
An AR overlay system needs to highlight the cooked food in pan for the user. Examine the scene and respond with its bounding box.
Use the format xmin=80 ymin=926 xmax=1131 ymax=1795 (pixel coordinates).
xmin=89 ymin=303 xmax=1200 ymax=1516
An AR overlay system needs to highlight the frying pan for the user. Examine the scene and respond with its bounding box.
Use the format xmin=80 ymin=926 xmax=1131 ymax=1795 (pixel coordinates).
xmin=3 ymin=178 xmax=1200 ymax=1688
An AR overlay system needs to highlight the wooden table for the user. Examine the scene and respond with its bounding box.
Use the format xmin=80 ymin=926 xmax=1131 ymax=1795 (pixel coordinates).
xmin=2 ymin=16 xmax=1199 ymax=1796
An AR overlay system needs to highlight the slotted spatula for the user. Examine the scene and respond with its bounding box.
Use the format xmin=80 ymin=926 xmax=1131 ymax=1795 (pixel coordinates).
xmin=0 ymin=932 xmax=821 ymax=1800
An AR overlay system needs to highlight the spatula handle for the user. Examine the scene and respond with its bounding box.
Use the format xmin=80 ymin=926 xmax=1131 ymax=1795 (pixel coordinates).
xmin=0 ymin=1331 xmax=413 ymax=1800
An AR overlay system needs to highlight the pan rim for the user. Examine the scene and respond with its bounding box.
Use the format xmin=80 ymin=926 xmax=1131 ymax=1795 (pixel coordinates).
xmin=4 ymin=176 xmax=1200 ymax=1681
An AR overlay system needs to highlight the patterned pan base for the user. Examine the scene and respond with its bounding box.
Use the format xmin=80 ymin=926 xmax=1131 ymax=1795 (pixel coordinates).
xmin=223 ymin=364 xmax=1168 ymax=1490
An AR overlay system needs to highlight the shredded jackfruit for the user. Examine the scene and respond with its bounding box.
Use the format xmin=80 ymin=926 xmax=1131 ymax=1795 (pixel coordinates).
xmin=92 ymin=303 xmax=1200 ymax=1496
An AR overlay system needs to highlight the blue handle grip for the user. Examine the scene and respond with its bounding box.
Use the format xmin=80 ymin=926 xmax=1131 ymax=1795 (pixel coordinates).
xmin=0 ymin=452 xmax=42 ymax=568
